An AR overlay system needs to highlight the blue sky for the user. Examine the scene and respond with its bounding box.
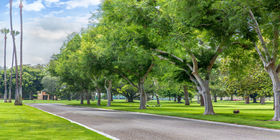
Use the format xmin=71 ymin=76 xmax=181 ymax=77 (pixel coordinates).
xmin=0 ymin=0 xmax=101 ymax=66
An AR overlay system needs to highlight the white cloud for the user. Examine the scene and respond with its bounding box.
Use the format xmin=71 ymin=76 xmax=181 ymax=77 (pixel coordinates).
xmin=61 ymin=0 xmax=102 ymax=9
xmin=0 ymin=14 xmax=91 ymax=66
xmin=24 ymin=0 xmax=45 ymax=11
xmin=45 ymin=0 xmax=60 ymax=3
xmin=7 ymin=0 xmax=45 ymax=12
xmin=44 ymin=0 xmax=60 ymax=7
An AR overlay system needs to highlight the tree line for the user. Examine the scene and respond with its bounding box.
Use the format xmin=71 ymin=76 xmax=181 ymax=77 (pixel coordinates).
xmin=47 ymin=0 xmax=280 ymax=121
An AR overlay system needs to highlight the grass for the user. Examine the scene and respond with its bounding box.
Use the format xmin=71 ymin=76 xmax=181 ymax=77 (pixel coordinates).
xmin=0 ymin=103 xmax=110 ymax=140
xmin=24 ymin=99 xmax=280 ymax=129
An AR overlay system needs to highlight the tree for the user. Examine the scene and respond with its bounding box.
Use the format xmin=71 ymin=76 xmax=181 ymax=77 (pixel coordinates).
xmin=9 ymin=0 xmax=21 ymax=105
xmin=19 ymin=0 xmax=24 ymax=105
xmin=95 ymin=1 xmax=159 ymax=109
xmin=8 ymin=31 xmax=20 ymax=103
xmin=0 ymin=28 xmax=9 ymax=103
xmin=22 ymin=65 xmax=44 ymax=99
xmin=116 ymin=84 xmax=139 ymax=102
xmin=151 ymin=0 xmax=254 ymax=115
xmin=80 ymin=26 xmax=113 ymax=106
xmin=41 ymin=76 xmax=60 ymax=99
xmin=49 ymin=33 xmax=92 ymax=105
xmin=247 ymin=2 xmax=280 ymax=121
xmin=0 ymin=65 xmax=44 ymax=100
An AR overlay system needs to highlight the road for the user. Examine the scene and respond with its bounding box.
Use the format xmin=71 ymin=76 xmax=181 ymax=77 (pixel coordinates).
xmin=28 ymin=103 xmax=280 ymax=140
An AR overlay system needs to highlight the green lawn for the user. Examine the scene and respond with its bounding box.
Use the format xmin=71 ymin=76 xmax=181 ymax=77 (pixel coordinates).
xmin=25 ymin=99 xmax=280 ymax=129
xmin=0 ymin=103 xmax=110 ymax=140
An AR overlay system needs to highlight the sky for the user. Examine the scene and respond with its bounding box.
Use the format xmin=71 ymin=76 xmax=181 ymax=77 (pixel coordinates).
xmin=0 ymin=0 xmax=101 ymax=67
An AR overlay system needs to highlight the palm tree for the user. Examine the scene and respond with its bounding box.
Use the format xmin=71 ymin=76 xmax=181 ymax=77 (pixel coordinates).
xmin=0 ymin=28 xmax=10 ymax=103
xmin=19 ymin=0 xmax=23 ymax=104
xmin=9 ymin=0 xmax=21 ymax=105
xmin=8 ymin=31 xmax=20 ymax=103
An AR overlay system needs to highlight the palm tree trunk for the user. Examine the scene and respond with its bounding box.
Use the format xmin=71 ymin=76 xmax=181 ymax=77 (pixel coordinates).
xmin=8 ymin=48 xmax=15 ymax=103
xmin=19 ymin=0 xmax=23 ymax=105
xmin=10 ymin=0 xmax=21 ymax=105
xmin=4 ymin=33 xmax=8 ymax=103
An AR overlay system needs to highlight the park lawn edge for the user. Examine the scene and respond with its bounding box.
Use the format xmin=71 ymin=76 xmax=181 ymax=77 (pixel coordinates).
xmin=23 ymin=104 xmax=112 ymax=140
xmin=26 ymin=104 xmax=118 ymax=140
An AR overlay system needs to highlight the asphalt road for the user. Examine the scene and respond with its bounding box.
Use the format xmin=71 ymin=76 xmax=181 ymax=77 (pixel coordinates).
xmin=28 ymin=103 xmax=280 ymax=140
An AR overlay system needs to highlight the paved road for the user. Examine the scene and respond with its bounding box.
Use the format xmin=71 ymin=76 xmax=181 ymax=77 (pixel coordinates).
xmin=28 ymin=103 xmax=280 ymax=140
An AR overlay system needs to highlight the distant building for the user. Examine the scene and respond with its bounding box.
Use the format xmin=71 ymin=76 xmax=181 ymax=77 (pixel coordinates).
xmin=37 ymin=91 xmax=49 ymax=100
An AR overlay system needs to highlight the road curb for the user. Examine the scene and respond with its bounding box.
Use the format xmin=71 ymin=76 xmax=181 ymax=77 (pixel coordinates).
xmin=26 ymin=104 xmax=119 ymax=140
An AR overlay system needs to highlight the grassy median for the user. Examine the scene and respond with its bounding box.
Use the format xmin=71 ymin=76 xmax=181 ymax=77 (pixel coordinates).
xmin=0 ymin=103 xmax=110 ymax=140
xmin=25 ymin=99 xmax=280 ymax=129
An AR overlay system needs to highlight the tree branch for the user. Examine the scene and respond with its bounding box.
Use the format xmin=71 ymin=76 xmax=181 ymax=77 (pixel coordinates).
xmin=255 ymin=43 xmax=266 ymax=65
xmin=190 ymin=54 xmax=207 ymax=91
xmin=207 ymin=44 xmax=223 ymax=72
xmin=142 ymin=62 xmax=154 ymax=82
xmin=186 ymin=64 xmax=193 ymax=71
xmin=118 ymin=71 xmax=139 ymax=89
xmin=249 ymin=9 xmax=271 ymax=61
xmin=190 ymin=54 xmax=199 ymax=75
xmin=104 ymin=79 xmax=108 ymax=90
xmin=154 ymin=49 xmax=184 ymax=62
xmin=272 ymin=25 xmax=279 ymax=63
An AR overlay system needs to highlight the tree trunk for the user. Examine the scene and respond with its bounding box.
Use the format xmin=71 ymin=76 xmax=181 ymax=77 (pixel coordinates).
xmin=174 ymin=95 xmax=177 ymax=102
xmin=230 ymin=94 xmax=233 ymax=101
xmin=68 ymin=92 xmax=72 ymax=101
xmin=183 ymin=85 xmax=190 ymax=105
xmin=267 ymin=68 xmax=280 ymax=121
xmin=19 ymin=0 xmax=23 ymax=106
xmin=3 ymin=33 xmax=7 ymax=103
xmin=86 ymin=91 xmax=90 ymax=105
xmin=253 ymin=97 xmax=257 ymax=103
xmin=111 ymin=92 xmax=113 ymax=101
xmin=80 ymin=92 xmax=84 ymax=104
xmin=97 ymin=89 xmax=101 ymax=106
xmin=91 ymin=92 xmax=95 ymax=101
xmin=245 ymin=96 xmax=250 ymax=104
xmin=155 ymin=93 xmax=160 ymax=105
xmin=177 ymin=96 xmax=182 ymax=103
xmin=260 ymin=96 xmax=265 ymax=104
xmin=273 ymin=96 xmax=275 ymax=110
xmin=197 ymin=94 xmax=200 ymax=104
xmin=105 ymin=80 xmax=112 ymax=106
xmin=127 ymin=97 xmax=134 ymax=102
xmin=201 ymin=81 xmax=215 ymax=115
xmin=8 ymin=40 xmax=16 ymax=103
xmin=139 ymin=80 xmax=146 ymax=109
xmin=29 ymin=93 xmax=33 ymax=100
xmin=200 ymin=95 xmax=204 ymax=106
xmin=214 ymin=94 xmax=217 ymax=102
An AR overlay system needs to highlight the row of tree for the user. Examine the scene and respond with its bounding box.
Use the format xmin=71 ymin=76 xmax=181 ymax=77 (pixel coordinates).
xmin=48 ymin=0 xmax=280 ymax=121
xmin=0 ymin=0 xmax=24 ymax=105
